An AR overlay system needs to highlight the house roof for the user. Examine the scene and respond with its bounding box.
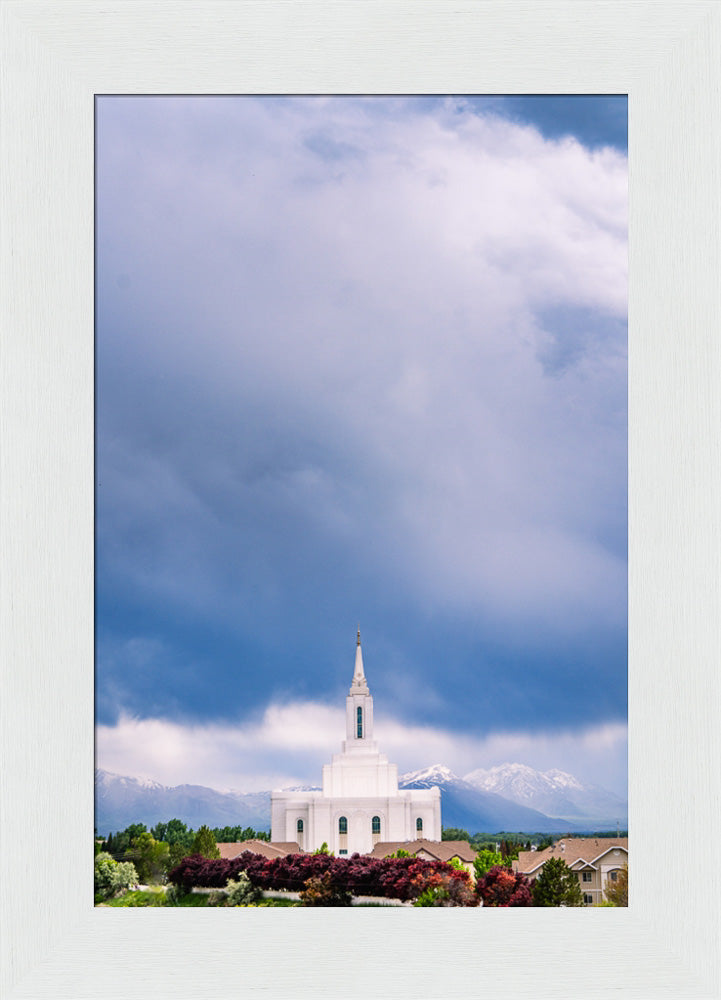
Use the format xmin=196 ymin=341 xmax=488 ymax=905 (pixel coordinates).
xmin=515 ymin=838 xmax=628 ymax=875
xmin=368 ymin=839 xmax=477 ymax=863
xmin=216 ymin=840 xmax=302 ymax=860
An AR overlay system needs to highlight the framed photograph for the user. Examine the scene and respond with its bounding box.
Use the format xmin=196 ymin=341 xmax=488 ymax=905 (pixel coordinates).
xmin=1 ymin=3 xmax=719 ymax=998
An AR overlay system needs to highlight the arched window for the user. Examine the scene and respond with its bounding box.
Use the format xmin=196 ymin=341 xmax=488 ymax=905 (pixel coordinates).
xmin=296 ymin=819 xmax=303 ymax=833
xmin=372 ymin=816 xmax=381 ymax=834
xmin=339 ymin=816 xmax=348 ymax=834
xmin=416 ymin=817 xmax=423 ymax=833
xmin=357 ymin=706 xmax=363 ymax=738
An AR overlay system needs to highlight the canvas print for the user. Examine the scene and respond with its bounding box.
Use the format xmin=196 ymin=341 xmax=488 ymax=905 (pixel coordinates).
xmin=95 ymin=95 xmax=627 ymax=907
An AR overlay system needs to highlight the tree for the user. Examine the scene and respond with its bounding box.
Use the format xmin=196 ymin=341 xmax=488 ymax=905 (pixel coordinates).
xmin=191 ymin=824 xmax=220 ymax=859
xmin=442 ymin=828 xmax=470 ymax=841
xmin=603 ymin=865 xmax=628 ymax=906
xmin=477 ymin=865 xmax=533 ymax=907
xmin=168 ymin=841 xmax=190 ymax=867
xmin=112 ymin=822 xmax=148 ymax=855
xmin=212 ymin=825 xmax=270 ymax=843
xmin=532 ymin=858 xmax=584 ymax=907
xmin=499 ymin=838 xmax=525 ymax=862
xmin=129 ymin=831 xmax=170 ymax=884
xmin=473 ymin=848 xmax=503 ymax=881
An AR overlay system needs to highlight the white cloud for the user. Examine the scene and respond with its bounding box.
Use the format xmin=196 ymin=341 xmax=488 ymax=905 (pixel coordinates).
xmin=96 ymin=700 xmax=627 ymax=797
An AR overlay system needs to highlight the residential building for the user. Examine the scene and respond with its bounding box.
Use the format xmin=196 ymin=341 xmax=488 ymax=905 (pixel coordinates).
xmin=216 ymin=839 xmax=301 ymax=861
xmin=513 ymin=836 xmax=628 ymax=905
xmin=369 ymin=839 xmax=476 ymax=878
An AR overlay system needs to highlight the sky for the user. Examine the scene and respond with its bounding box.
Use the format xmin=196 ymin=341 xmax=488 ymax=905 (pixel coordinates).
xmin=95 ymin=95 xmax=627 ymax=797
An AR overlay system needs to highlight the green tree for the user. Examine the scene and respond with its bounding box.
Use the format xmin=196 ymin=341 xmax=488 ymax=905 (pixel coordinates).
xmin=162 ymin=819 xmax=194 ymax=849
xmin=191 ymin=824 xmax=220 ymax=859
xmin=603 ymin=865 xmax=628 ymax=906
xmin=473 ymin=848 xmax=503 ymax=881
xmin=442 ymin=827 xmax=470 ymax=841
xmin=168 ymin=841 xmax=190 ymax=867
xmin=532 ymin=858 xmax=584 ymax=907
xmin=113 ymin=822 xmax=148 ymax=855
xmin=129 ymin=831 xmax=170 ymax=884
xmin=499 ymin=838 xmax=525 ymax=862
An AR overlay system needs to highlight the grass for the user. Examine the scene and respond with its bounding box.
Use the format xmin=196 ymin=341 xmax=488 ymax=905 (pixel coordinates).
xmin=97 ymin=889 xmax=302 ymax=907
xmin=101 ymin=889 xmax=171 ymax=907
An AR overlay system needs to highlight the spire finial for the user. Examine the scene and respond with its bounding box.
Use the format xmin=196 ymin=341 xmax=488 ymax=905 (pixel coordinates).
xmin=350 ymin=625 xmax=368 ymax=693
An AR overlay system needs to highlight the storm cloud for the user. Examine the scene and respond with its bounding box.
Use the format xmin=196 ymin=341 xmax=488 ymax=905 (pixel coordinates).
xmin=96 ymin=97 xmax=627 ymax=792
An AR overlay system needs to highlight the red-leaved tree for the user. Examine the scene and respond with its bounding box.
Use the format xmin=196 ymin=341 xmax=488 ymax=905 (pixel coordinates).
xmin=477 ymin=865 xmax=533 ymax=907
xmin=168 ymin=851 xmax=475 ymax=903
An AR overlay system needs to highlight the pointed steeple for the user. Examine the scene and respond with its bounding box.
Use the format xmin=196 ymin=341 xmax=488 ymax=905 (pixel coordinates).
xmin=350 ymin=625 xmax=369 ymax=694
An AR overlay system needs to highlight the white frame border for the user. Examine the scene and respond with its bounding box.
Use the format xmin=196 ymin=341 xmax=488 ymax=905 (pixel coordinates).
xmin=2 ymin=3 xmax=720 ymax=998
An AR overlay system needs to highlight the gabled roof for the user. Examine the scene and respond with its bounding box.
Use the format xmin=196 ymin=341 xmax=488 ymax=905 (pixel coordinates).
xmin=217 ymin=840 xmax=302 ymax=860
xmin=368 ymin=839 xmax=477 ymax=863
xmin=515 ymin=838 xmax=628 ymax=875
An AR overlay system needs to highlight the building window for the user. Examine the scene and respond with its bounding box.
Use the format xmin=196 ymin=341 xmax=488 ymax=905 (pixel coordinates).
xmin=339 ymin=849 xmax=348 ymax=855
xmin=357 ymin=706 xmax=363 ymax=738
xmin=582 ymin=871 xmax=592 ymax=882
xmin=583 ymin=893 xmax=593 ymax=905
xmin=339 ymin=816 xmax=347 ymax=834
xmin=372 ymin=816 xmax=381 ymax=834
xmin=609 ymin=870 xmax=618 ymax=882
xmin=296 ymin=819 xmax=303 ymax=833
xmin=416 ymin=817 xmax=423 ymax=833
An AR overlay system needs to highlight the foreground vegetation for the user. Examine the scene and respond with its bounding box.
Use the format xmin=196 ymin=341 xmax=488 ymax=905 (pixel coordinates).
xmin=95 ymin=820 xmax=627 ymax=907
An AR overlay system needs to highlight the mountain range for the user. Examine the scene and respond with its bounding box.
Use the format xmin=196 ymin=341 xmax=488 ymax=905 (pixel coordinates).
xmin=96 ymin=763 xmax=626 ymax=837
xmin=463 ymin=762 xmax=627 ymax=827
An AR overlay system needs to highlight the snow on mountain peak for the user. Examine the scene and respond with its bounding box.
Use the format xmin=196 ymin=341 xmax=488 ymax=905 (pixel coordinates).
xmin=399 ymin=764 xmax=459 ymax=785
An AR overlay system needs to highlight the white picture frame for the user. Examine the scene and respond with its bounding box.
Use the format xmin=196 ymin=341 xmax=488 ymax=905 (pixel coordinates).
xmin=1 ymin=2 xmax=719 ymax=997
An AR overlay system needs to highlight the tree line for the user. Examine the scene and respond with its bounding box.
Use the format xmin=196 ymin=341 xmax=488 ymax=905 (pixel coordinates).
xmin=96 ymin=820 xmax=269 ymax=886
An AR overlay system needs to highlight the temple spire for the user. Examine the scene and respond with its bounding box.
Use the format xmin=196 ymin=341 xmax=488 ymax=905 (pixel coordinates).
xmin=350 ymin=625 xmax=369 ymax=694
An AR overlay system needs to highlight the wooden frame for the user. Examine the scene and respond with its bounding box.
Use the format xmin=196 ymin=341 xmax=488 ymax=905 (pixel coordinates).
xmin=1 ymin=3 xmax=719 ymax=997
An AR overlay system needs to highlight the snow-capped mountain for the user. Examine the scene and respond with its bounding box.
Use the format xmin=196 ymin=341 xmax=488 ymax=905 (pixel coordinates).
xmin=95 ymin=769 xmax=271 ymax=836
xmin=463 ymin=763 xmax=627 ymax=827
xmin=399 ymin=765 xmax=585 ymax=834
xmin=96 ymin=761 xmax=624 ymax=838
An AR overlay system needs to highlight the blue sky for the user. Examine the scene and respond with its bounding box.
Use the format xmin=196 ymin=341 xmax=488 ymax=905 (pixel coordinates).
xmin=95 ymin=96 xmax=627 ymax=796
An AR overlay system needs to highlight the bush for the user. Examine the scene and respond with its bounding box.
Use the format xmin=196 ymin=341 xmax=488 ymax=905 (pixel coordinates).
xmin=414 ymin=873 xmax=479 ymax=907
xmin=477 ymin=865 xmax=533 ymax=907
xmin=164 ymin=883 xmax=183 ymax=906
xmin=300 ymin=871 xmax=352 ymax=907
xmin=94 ymin=852 xmax=138 ymax=901
xmin=168 ymin=851 xmax=476 ymax=904
xmin=225 ymin=872 xmax=262 ymax=907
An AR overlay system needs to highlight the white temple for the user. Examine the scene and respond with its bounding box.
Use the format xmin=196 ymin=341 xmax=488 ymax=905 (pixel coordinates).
xmin=271 ymin=630 xmax=441 ymax=855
